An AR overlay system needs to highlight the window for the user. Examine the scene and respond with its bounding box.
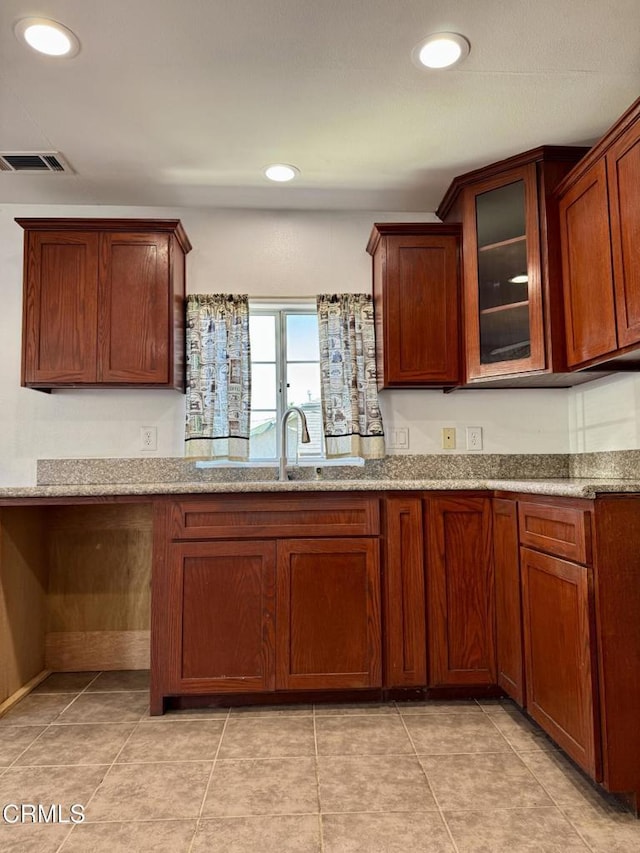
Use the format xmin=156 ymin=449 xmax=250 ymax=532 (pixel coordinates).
xmin=249 ymin=301 xmax=324 ymax=461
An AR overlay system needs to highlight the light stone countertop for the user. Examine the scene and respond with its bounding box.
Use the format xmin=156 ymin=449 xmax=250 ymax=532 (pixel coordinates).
xmin=1 ymin=477 xmax=640 ymax=501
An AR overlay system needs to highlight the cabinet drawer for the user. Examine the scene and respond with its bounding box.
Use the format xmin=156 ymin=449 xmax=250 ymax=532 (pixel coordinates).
xmin=518 ymin=501 xmax=592 ymax=564
xmin=169 ymin=495 xmax=380 ymax=540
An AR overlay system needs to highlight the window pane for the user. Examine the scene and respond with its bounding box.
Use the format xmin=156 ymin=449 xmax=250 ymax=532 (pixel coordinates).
xmin=250 ymin=314 xmax=276 ymax=361
xmin=286 ymin=362 xmax=320 ymax=408
xmin=286 ymin=314 xmax=320 ymax=361
xmin=250 ymin=411 xmax=276 ymax=459
xmin=252 ymin=363 xmax=277 ymax=409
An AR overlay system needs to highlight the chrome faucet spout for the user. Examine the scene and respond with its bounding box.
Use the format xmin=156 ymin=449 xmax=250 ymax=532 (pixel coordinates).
xmin=278 ymin=406 xmax=311 ymax=481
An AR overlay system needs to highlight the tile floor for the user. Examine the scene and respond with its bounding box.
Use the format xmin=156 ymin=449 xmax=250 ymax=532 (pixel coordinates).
xmin=0 ymin=671 xmax=638 ymax=852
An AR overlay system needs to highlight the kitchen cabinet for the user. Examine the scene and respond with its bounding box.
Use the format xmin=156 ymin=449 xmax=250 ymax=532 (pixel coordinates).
xmin=437 ymin=146 xmax=589 ymax=386
xmin=366 ymin=223 xmax=461 ymax=388
xmin=518 ymin=498 xmax=600 ymax=777
xmin=17 ymin=218 xmax=191 ymax=391
xmin=425 ymin=495 xmax=496 ymax=686
xmin=382 ymin=496 xmax=427 ymax=687
xmin=493 ymin=498 xmax=524 ymax=706
xmin=521 ymin=546 xmax=601 ymax=778
xmin=150 ymin=494 xmax=381 ymax=713
xmin=557 ymin=97 xmax=640 ymax=369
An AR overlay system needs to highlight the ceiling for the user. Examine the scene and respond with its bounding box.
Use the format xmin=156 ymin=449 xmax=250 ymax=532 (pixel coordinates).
xmin=1 ymin=0 xmax=639 ymax=211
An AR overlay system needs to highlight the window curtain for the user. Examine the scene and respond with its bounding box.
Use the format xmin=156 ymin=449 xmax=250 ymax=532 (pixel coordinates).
xmin=185 ymin=294 xmax=251 ymax=460
xmin=316 ymin=293 xmax=385 ymax=459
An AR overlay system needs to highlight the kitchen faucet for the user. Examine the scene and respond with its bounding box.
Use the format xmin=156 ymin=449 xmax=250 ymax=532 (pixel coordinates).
xmin=278 ymin=406 xmax=311 ymax=481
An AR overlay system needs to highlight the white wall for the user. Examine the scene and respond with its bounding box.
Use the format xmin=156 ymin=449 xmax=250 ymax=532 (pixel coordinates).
xmin=568 ymin=373 xmax=640 ymax=452
xmin=1 ymin=203 xmax=574 ymax=486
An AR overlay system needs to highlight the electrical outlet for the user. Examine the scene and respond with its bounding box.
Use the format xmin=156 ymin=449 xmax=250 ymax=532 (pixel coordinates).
xmin=441 ymin=427 xmax=456 ymax=450
xmin=140 ymin=426 xmax=157 ymax=452
xmin=389 ymin=428 xmax=409 ymax=449
xmin=466 ymin=426 xmax=483 ymax=451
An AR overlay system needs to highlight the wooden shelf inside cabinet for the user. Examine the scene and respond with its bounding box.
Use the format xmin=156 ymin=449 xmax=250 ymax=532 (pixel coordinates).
xmin=17 ymin=218 xmax=191 ymax=392
xmin=478 ymin=235 xmax=527 ymax=253
xmin=480 ymin=300 xmax=529 ymax=316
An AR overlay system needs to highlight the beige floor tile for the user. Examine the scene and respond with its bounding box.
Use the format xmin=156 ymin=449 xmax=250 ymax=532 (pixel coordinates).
xmin=444 ymin=806 xmax=590 ymax=851
xmin=486 ymin=705 xmax=558 ymax=752
xmin=477 ymin=698 xmax=520 ymax=716
xmin=317 ymin=754 xmax=437 ymax=813
xmin=519 ymin=750 xmax=609 ymax=807
xmin=193 ymin=815 xmax=321 ymax=852
xmin=0 ymin=764 xmax=108 ymax=807
xmin=202 ymin=757 xmax=318 ymax=816
xmin=0 ymin=694 xmax=74 ymax=727
xmin=405 ymin=714 xmax=513 ymax=755
xmin=33 ymin=672 xmax=99 ymax=694
xmin=314 ymin=702 xmax=398 ymax=716
xmin=315 ymin=715 xmax=413 ymax=756
xmin=322 ymin=811 xmax=455 ymax=852
xmin=60 ymin=819 xmax=197 ymax=852
xmin=117 ymin=720 xmax=224 ymax=763
xmin=562 ymin=799 xmax=640 ymax=852
xmin=145 ymin=706 xmax=229 ymax=722
xmin=15 ymin=723 xmax=135 ymax=766
xmin=0 ymin=822 xmax=73 ymax=853
xmin=55 ymin=692 xmax=148 ymax=724
xmin=421 ymin=753 xmax=553 ymax=811
xmin=230 ymin=703 xmax=313 ymax=716
xmin=86 ymin=761 xmax=211 ymax=821
xmin=86 ymin=670 xmax=150 ymax=692
xmin=0 ymin=726 xmax=46 ymax=765
xmin=217 ymin=716 xmax=316 ymax=759
xmin=399 ymin=700 xmax=483 ymax=715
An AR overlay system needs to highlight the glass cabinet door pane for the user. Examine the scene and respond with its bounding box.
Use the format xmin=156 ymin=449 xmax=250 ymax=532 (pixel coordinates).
xmin=476 ymin=180 xmax=531 ymax=364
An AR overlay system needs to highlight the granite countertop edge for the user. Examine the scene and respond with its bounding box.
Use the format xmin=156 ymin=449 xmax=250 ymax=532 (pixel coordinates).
xmin=2 ymin=478 xmax=640 ymax=500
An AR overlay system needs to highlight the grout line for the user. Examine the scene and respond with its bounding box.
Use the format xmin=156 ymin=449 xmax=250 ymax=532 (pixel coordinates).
xmin=187 ymin=708 xmax=231 ymax=853
xmin=312 ymin=705 xmax=324 ymax=852
xmin=397 ymin=712 xmax=461 ymax=853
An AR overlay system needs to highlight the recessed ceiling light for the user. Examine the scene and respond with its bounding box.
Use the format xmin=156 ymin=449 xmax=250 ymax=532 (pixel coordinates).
xmin=14 ymin=18 xmax=80 ymax=58
xmin=509 ymin=274 xmax=529 ymax=284
xmin=412 ymin=33 xmax=470 ymax=69
xmin=264 ymin=164 xmax=300 ymax=183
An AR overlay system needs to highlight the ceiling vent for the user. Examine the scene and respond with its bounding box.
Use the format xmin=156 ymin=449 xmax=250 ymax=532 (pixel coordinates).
xmin=0 ymin=151 xmax=74 ymax=173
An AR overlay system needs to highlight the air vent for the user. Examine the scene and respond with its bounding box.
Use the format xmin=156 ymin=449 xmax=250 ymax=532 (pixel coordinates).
xmin=0 ymin=151 xmax=74 ymax=173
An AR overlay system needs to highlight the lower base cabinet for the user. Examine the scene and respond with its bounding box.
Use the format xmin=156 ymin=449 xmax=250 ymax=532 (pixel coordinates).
xmin=521 ymin=546 xmax=601 ymax=779
xmin=151 ymin=496 xmax=381 ymax=713
xmin=493 ymin=499 xmax=525 ymax=705
xmin=426 ymin=496 xmax=496 ymax=687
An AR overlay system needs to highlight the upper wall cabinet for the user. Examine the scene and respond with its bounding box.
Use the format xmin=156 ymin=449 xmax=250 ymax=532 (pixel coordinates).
xmin=367 ymin=223 xmax=462 ymax=388
xmin=556 ymin=98 xmax=640 ymax=370
xmin=17 ymin=218 xmax=191 ymax=391
xmin=437 ymin=147 xmax=590 ymax=387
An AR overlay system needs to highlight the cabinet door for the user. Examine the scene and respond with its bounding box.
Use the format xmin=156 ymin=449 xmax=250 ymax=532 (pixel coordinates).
xmin=521 ymin=547 xmax=601 ymax=779
xmin=22 ymin=231 xmax=99 ymax=385
xmin=607 ymin=116 xmax=640 ymax=348
xmin=383 ymin=497 xmax=427 ymax=688
xmin=97 ymin=232 xmax=171 ymax=383
xmin=463 ymin=165 xmax=545 ymax=379
xmin=493 ymin=499 xmax=524 ymax=705
xmin=162 ymin=540 xmax=276 ymax=695
xmin=559 ymin=159 xmax=618 ymax=367
xmin=426 ymin=496 xmax=496 ymax=686
xmin=276 ymin=538 xmax=381 ymax=690
xmin=378 ymin=233 xmax=460 ymax=386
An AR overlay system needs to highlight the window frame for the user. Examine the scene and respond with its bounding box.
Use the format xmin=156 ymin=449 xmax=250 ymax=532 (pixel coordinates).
xmin=249 ymin=298 xmax=325 ymax=463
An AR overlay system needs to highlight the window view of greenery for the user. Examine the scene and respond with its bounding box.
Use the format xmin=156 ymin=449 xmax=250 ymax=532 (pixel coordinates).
xmin=249 ymin=308 xmax=324 ymax=461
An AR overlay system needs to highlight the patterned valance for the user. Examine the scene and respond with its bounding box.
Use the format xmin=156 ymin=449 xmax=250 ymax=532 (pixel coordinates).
xmin=185 ymin=294 xmax=251 ymax=460
xmin=316 ymin=293 xmax=385 ymax=460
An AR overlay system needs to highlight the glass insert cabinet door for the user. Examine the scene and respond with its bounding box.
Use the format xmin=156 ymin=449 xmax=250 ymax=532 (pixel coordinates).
xmin=463 ymin=165 xmax=545 ymax=380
